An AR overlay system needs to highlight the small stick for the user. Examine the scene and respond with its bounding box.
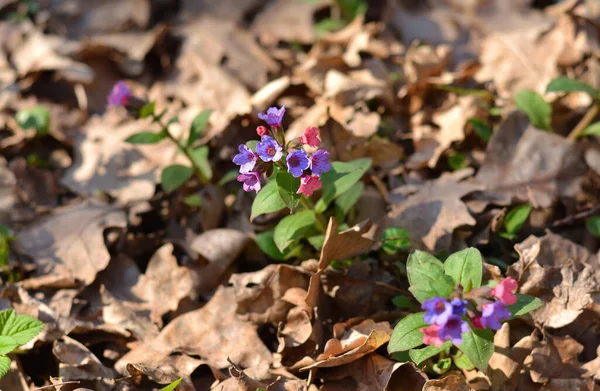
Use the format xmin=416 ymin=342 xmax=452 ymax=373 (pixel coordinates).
xmin=33 ymin=381 xmax=80 ymax=390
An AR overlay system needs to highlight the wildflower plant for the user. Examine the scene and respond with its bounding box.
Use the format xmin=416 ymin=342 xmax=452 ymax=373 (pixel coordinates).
xmin=107 ymin=81 xmax=213 ymax=195
xmin=235 ymin=106 xmax=371 ymax=259
xmin=388 ymin=248 xmax=542 ymax=372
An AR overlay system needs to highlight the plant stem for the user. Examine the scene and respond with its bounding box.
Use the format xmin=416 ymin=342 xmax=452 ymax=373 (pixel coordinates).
xmin=568 ymin=102 xmax=599 ymax=140
xmin=300 ymin=196 xmax=327 ymax=232
xmin=152 ymin=113 xmax=210 ymax=185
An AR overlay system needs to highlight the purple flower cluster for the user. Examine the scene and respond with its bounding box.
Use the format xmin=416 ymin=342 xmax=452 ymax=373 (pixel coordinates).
xmin=420 ymin=277 xmax=517 ymax=347
xmin=233 ymin=106 xmax=331 ymax=195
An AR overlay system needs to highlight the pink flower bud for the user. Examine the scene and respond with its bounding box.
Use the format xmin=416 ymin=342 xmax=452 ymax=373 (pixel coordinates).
xmin=256 ymin=126 xmax=268 ymax=137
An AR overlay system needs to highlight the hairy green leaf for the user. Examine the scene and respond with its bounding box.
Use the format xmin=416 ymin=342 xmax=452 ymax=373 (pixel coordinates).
xmin=388 ymin=313 xmax=428 ymax=353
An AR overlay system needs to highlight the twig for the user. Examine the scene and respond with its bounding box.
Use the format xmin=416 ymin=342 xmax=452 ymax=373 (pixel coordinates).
xmin=551 ymin=204 xmax=600 ymax=228
xmin=568 ymin=103 xmax=599 ymax=140
xmin=34 ymin=381 xmax=80 ymax=390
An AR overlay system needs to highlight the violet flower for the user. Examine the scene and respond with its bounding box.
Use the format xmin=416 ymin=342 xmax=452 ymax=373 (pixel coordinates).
xmin=258 ymin=106 xmax=285 ymax=127
xmin=107 ymin=81 xmax=132 ymax=108
xmin=422 ymin=297 xmax=452 ymax=326
xmin=480 ymin=301 xmax=511 ymax=330
xmin=310 ymin=149 xmax=331 ymax=177
xmin=233 ymin=144 xmax=257 ymax=173
xmin=237 ymin=171 xmax=262 ymax=193
xmin=256 ymin=135 xmax=283 ymax=162
xmin=437 ymin=315 xmax=469 ymax=345
xmin=286 ymin=150 xmax=310 ymax=178
xmin=451 ymin=298 xmax=468 ymax=316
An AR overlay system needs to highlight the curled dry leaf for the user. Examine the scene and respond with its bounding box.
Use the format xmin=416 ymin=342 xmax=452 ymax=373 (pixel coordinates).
xmin=510 ymin=233 xmax=600 ymax=328
xmin=387 ymin=169 xmax=482 ymax=252
xmin=16 ymin=199 xmax=127 ymax=286
xmin=422 ymin=374 xmax=471 ymax=391
xmin=52 ymin=336 xmax=116 ymax=381
xmin=475 ymin=111 xmax=586 ymax=208
xmin=488 ymin=323 xmax=534 ymax=391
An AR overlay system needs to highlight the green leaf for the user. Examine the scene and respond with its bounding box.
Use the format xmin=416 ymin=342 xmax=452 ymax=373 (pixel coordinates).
xmin=381 ymin=227 xmax=411 ymax=254
xmin=468 ymin=118 xmax=493 ymax=143
xmin=125 ymin=131 xmax=167 ymax=144
xmin=388 ymin=313 xmax=428 ymax=353
xmin=408 ymin=341 xmax=451 ymax=365
xmin=0 ymin=230 xmax=8 ymax=268
xmin=256 ymin=229 xmax=301 ymax=261
xmin=16 ymin=106 xmax=50 ymax=136
xmin=187 ymin=110 xmax=212 ymax=147
xmin=514 ymin=89 xmax=552 ymax=131
xmin=587 ymin=216 xmax=600 ymax=237
xmin=217 ymin=169 xmax=239 ymax=186
xmin=335 ymin=181 xmax=363 ymax=217
xmin=338 ymin=0 xmax=367 ymax=21
xmin=315 ymin=18 xmax=346 ymax=37
xmin=436 ymin=85 xmax=491 ymax=98
xmin=0 ymin=310 xmax=44 ymax=346
xmin=273 ymin=210 xmax=316 ymax=252
xmin=447 ymin=152 xmax=467 ymax=170
xmin=246 ymin=140 xmax=259 ymax=152
xmin=507 ymin=294 xmax=543 ymax=318
xmin=546 ymin=76 xmax=598 ymax=98
xmin=458 ymin=328 xmax=494 ymax=371
xmin=391 ymin=295 xmax=419 ymax=311
xmin=276 ymin=172 xmax=301 ymax=212
xmin=188 ymin=146 xmax=213 ymax=181
xmin=503 ymin=204 xmax=532 ymax=235
xmin=0 ymin=355 xmax=9 ymax=378
xmin=161 ymin=165 xmax=194 ymax=193
xmin=432 ymin=357 xmax=452 ymax=375
xmin=251 ymin=180 xmax=286 ymax=221
xmin=407 ymin=251 xmax=455 ymax=303
xmin=452 ymin=350 xmax=475 ymax=371
xmin=443 ymin=248 xmax=483 ymax=290
xmin=160 ymin=378 xmax=182 ymax=391
xmin=315 ymin=158 xmax=372 ymax=213
xmin=0 ymin=336 xmax=18 ymax=355
xmin=580 ymin=122 xmax=600 ymax=138
xmin=183 ymin=194 xmax=202 ymax=207
xmin=139 ymin=102 xmax=155 ymax=119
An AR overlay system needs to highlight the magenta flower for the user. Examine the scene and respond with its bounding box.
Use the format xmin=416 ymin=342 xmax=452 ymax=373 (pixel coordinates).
xmin=258 ymin=106 xmax=285 ymax=127
xmin=233 ymin=144 xmax=257 ymax=174
xmin=237 ymin=171 xmax=261 ymax=193
xmin=256 ymin=135 xmax=283 ymax=162
xmin=480 ymin=301 xmax=511 ymax=330
xmin=287 ymin=150 xmax=310 ymax=177
xmin=107 ymin=81 xmax=132 ymax=108
xmin=297 ymin=175 xmax=322 ymax=197
xmin=491 ymin=278 xmax=518 ymax=305
xmin=438 ymin=315 xmax=469 ymax=345
xmin=310 ymin=150 xmax=331 ymax=177
xmin=422 ymin=297 xmax=452 ymax=325
xmin=301 ymin=126 xmax=320 ymax=147
xmin=421 ymin=324 xmax=444 ymax=347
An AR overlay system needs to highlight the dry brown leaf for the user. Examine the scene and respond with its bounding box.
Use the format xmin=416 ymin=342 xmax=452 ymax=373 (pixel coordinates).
xmin=101 ymin=287 xmax=160 ymax=341
xmin=0 ymin=156 xmax=17 ymax=225
xmin=16 ymin=199 xmax=127 ymax=285
xmin=509 ymin=233 xmax=600 ymax=328
xmin=488 ymin=323 xmax=534 ymax=391
xmin=475 ymin=111 xmax=586 ymax=208
xmin=53 ymin=336 xmax=116 ymax=381
xmin=318 ymin=218 xmax=375 ymax=271
xmin=116 ymin=286 xmax=272 ymax=378
xmin=387 ymin=169 xmax=482 ymax=252
xmin=422 ymin=374 xmax=471 ymax=391
xmin=526 ymin=333 xmax=586 ymax=384
xmin=301 ymin=320 xmax=392 ymax=370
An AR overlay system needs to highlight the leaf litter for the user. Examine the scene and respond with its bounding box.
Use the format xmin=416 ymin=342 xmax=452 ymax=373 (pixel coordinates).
xmin=1 ymin=1 xmax=600 ymax=390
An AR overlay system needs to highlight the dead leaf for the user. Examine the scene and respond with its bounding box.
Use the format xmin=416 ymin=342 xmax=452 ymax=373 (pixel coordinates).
xmin=16 ymin=199 xmax=127 ymax=285
xmin=488 ymin=323 xmax=534 ymax=391
xmin=53 ymin=336 xmax=116 ymax=381
xmin=422 ymin=374 xmax=471 ymax=391
xmin=388 ymin=169 xmax=482 ymax=252
xmin=475 ymin=111 xmax=587 ymax=208
xmin=526 ymin=332 xmax=586 ymax=384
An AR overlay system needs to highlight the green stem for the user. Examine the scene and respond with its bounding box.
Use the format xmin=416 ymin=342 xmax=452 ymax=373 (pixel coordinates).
xmin=152 ymin=113 xmax=210 ymax=185
xmin=568 ymin=102 xmax=600 ymax=141
xmin=300 ymin=197 xmax=327 ymax=232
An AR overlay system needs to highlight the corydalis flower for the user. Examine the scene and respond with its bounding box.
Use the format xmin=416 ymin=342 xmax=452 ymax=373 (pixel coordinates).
xmin=107 ymin=81 xmax=132 ymax=108
xmin=479 ymin=301 xmax=510 ymax=330
xmin=422 ymin=297 xmax=452 ymax=326
xmin=491 ymin=278 xmax=518 ymax=305
xmin=301 ymin=126 xmax=320 ymax=147
xmin=310 ymin=150 xmax=331 ymax=177
xmin=287 ymin=150 xmax=310 ymax=177
xmin=421 ymin=324 xmax=444 ymax=347
xmin=297 ymin=175 xmax=322 ymax=197
xmin=256 ymin=135 xmax=282 ymax=162
xmin=438 ymin=315 xmax=469 ymax=345
xmin=258 ymin=106 xmax=285 ymax=127
xmin=233 ymin=144 xmax=257 ymax=173
xmin=237 ymin=171 xmax=261 ymax=193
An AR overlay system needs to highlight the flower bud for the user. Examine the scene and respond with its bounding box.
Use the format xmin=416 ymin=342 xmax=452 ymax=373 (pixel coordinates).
xmin=256 ymin=126 xmax=268 ymax=137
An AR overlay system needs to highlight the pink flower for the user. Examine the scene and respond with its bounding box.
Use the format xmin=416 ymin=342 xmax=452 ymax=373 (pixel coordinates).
xmin=256 ymin=126 xmax=268 ymax=137
xmin=471 ymin=316 xmax=484 ymax=330
xmin=421 ymin=324 xmax=444 ymax=347
xmin=491 ymin=277 xmax=518 ymax=305
xmin=297 ymin=175 xmax=322 ymax=197
xmin=237 ymin=171 xmax=261 ymax=193
xmin=301 ymin=126 xmax=320 ymax=147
